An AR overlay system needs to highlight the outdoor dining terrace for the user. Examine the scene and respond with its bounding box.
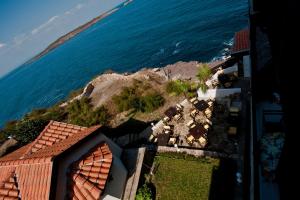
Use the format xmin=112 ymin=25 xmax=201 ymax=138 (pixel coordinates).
xmin=149 ymin=92 xmax=242 ymax=153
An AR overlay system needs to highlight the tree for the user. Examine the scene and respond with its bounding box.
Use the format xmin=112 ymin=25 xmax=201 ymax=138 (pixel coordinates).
xmin=196 ymin=64 xmax=211 ymax=92
xmin=12 ymin=119 xmax=48 ymax=144
xmin=135 ymin=184 xmax=153 ymax=200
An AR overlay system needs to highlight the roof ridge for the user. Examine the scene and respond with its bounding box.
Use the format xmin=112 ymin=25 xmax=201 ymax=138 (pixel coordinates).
xmin=0 ymin=156 xmax=53 ymax=166
xmin=21 ymin=120 xmax=55 ymax=158
xmin=23 ymin=125 xmax=101 ymax=160
xmin=22 ymin=121 xmax=90 ymax=159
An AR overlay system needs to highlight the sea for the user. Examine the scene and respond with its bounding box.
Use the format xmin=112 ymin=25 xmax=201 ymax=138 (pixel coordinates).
xmin=0 ymin=0 xmax=248 ymax=127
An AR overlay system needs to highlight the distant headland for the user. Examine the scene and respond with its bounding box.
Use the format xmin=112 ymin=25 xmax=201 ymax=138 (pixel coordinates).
xmin=26 ymin=0 xmax=133 ymax=64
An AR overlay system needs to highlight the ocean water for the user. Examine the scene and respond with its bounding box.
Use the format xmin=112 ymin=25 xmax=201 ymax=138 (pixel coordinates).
xmin=0 ymin=0 xmax=248 ymax=127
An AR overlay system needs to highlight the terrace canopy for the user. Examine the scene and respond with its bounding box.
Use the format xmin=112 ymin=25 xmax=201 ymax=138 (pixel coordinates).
xmin=188 ymin=124 xmax=207 ymax=139
xmin=164 ymin=107 xmax=178 ymax=119
xmin=157 ymin=132 xmax=170 ymax=146
xmin=194 ymin=100 xmax=209 ymax=111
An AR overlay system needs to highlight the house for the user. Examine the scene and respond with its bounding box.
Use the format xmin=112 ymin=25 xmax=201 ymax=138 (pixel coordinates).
xmin=231 ymin=28 xmax=251 ymax=78
xmin=0 ymin=121 xmax=130 ymax=200
xmin=231 ymin=29 xmax=250 ymax=57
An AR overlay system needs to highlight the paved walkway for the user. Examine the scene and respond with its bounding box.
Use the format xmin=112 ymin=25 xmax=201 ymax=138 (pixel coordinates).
xmin=122 ymin=148 xmax=146 ymax=200
xmin=155 ymin=146 xmax=238 ymax=159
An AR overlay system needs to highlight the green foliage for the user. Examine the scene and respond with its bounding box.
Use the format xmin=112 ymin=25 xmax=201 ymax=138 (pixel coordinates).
xmin=2 ymin=119 xmax=49 ymax=144
xmin=166 ymin=80 xmax=197 ymax=97
xmin=66 ymin=97 xmax=109 ymax=126
xmin=140 ymin=93 xmax=165 ymax=113
xmin=112 ymin=86 xmax=140 ymax=112
xmin=166 ymin=80 xmax=187 ymax=95
xmin=135 ymin=184 xmax=153 ymax=200
xmin=67 ymin=87 xmax=84 ymax=100
xmin=0 ymin=131 xmax=6 ymax=143
xmin=0 ymin=90 xmax=110 ymax=144
xmin=44 ymin=106 xmax=67 ymax=122
xmin=23 ymin=108 xmax=47 ymax=120
xmin=196 ymin=64 xmax=211 ymax=82
xmin=112 ymin=83 xmax=165 ymax=113
xmin=196 ymin=64 xmax=211 ymax=93
xmin=199 ymin=82 xmax=208 ymax=93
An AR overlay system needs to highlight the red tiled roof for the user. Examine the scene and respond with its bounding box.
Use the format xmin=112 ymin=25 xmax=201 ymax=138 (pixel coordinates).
xmin=67 ymin=143 xmax=113 ymax=200
xmin=0 ymin=121 xmax=103 ymax=200
xmin=231 ymin=29 xmax=249 ymax=54
xmin=0 ymin=121 xmax=100 ymax=163
xmin=0 ymin=161 xmax=53 ymax=200
xmin=0 ymin=169 xmax=19 ymax=200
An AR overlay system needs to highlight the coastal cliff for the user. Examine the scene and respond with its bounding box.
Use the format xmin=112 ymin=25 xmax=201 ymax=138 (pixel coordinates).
xmin=63 ymin=60 xmax=225 ymax=117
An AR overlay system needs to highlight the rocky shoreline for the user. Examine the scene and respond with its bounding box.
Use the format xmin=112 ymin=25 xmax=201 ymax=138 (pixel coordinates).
xmin=62 ymin=59 xmax=226 ymax=108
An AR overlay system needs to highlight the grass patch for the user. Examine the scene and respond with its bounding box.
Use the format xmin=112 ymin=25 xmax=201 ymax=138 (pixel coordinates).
xmin=152 ymin=153 xmax=219 ymax=200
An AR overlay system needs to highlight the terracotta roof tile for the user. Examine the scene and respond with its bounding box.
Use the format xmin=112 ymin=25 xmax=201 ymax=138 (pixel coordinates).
xmin=0 ymin=121 xmax=103 ymax=200
xmin=231 ymin=29 xmax=249 ymax=54
xmin=0 ymin=169 xmax=19 ymax=200
xmin=67 ymin=143 xmax=112 ymax=200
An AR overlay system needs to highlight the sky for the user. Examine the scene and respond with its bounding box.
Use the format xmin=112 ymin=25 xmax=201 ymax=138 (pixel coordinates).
xmin=0 ymin=0 xmax=124 ymax=77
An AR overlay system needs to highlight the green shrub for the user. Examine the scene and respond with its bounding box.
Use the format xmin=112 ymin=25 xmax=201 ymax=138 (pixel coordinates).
xmin=166 ymin=80 xmax=198 ymax=97
xmin=112 ymin=86 xmax=140 ymax=112
xmin=113 ymin=84 xmax=165 ymax=113
xmin=67 ymin=87 xmax=84 ymax=100
xmin=140 ymin=93 xmax=165 ymax=113
xmin=166 ymin=80 xmax=184 ymax=95
xmin=66 ymin=97 xmax=109 ymax=126
xmin=135 ymin=184 xmax=153 ymax=200
xmin=199 ymin=82 xmax=208 ymax=93
xmin=196 ymin=64 xmax=211 ymax=82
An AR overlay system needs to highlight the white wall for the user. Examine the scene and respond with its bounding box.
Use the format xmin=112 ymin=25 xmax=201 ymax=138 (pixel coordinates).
xmin=102 ymin=158 xmax=128 ymax=199
xmin=223 ymin=64 xmax=238 ymax=74
xmin=197 ymin=88 xmax=241 ymax=100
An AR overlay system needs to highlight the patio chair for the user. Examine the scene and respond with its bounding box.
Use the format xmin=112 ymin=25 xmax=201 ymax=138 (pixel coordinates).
xmin=193 ymin=99 xmax=199 ymax=105
xmin=163 ymin=116 xmax=170 ymax=123
xmin=198 ymin=136 xmax=207 ymax=147
xmin=206 ymin=118 xmax=212 ymax=126
xmin=205 ymin=108 xmax=212 ymax=118
xmin=168 ymin=137 xmax=177 ymax=145
xmin=204 ymin=124 xmax=210 ymax=130
xmin=190 ymin=124 xmax=196 ymax=129
xmin=163 ymin=125 xmax=171 ymax=130
xmin=190 ymin=109 xmax=198 ymax=118
xmin=164 ymin=130 xmax=171 ymax=134
xmin=176 ymin=104 xmax=183 ymax=111
xmin=186 ymin=135 xmax=194 ymax=144
xmin=190 ymin=97 xmax=197 ymax=103
xmin=186 ymin=120 xmax=194 ymax=128
xmin=174 ymin=113 xmax=182 ymax=121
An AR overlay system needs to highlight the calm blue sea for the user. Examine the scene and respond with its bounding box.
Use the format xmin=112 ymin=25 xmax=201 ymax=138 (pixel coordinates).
xmin=0 ymin=0 xmax=248 ymax=127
